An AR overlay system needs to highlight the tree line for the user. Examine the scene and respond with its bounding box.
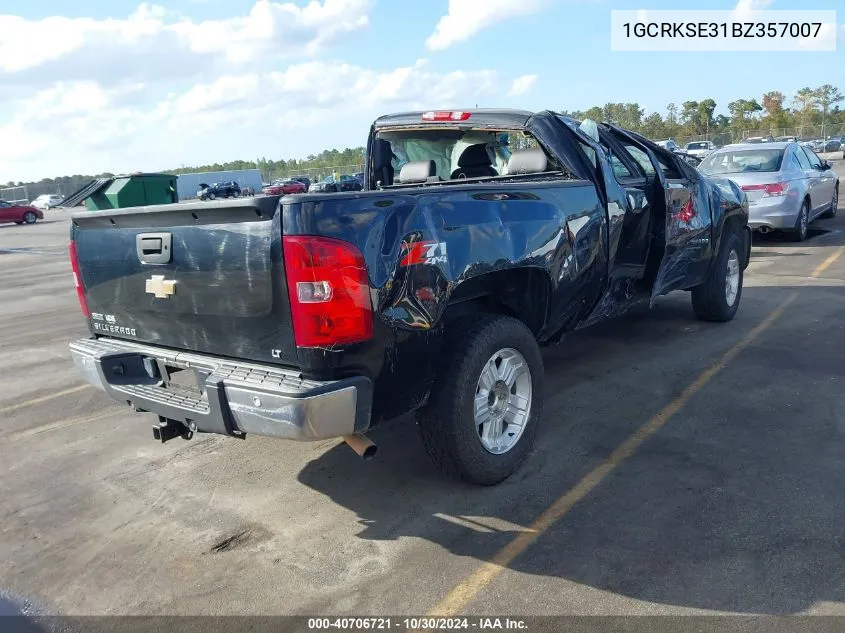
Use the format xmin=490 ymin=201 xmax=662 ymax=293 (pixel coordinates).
xmin=5 ymin=147 xmax=366 ymax=193
xmin=560 ymin=84 xmax=843 ymax=145
xmin=6 ymin=84 xmax=842 ymax=192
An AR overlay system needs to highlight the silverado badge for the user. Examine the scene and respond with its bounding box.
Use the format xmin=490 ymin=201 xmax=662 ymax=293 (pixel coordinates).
xmin=145 ymin=275 xmax=177 ymax=299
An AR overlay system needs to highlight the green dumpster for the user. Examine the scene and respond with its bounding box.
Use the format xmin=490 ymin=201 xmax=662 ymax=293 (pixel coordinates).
xmin=80 ymin=173 xmax=178 ymax=210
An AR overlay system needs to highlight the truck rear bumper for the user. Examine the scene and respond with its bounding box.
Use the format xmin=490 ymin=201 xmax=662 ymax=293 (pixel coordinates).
xmin=69 ymin=337 xmax=372 ymax=441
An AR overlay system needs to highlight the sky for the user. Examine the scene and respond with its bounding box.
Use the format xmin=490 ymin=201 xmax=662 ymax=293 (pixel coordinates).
xmin=0 ymin=0 xmax=842 ymax=182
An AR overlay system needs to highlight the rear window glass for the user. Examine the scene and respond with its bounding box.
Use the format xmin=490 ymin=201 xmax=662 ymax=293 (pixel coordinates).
xmin=376 ymin=129 xmax=545 ymax=183
xmin=699 ymin=149 xmax=785 ymax=175
xmin=686 ymin=142 xmax=708 ymax=150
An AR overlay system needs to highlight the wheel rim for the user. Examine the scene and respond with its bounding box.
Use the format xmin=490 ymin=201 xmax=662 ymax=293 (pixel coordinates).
xmin=833 ymin=189 xmax=839 ymax=215
xmin=24 ymin=212 xmax=36 ymax=223
xmin=725 ymin=249 xmax=740 ymax=307
xmin=800 ymin=204 xmax=808 ymax=237
xmin=474 ymin=347 xmax=532 ymax=455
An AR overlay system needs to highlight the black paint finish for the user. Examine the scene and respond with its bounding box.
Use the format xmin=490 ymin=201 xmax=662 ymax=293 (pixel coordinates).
xmin=71 ymin=110 xmax=748 ymax=425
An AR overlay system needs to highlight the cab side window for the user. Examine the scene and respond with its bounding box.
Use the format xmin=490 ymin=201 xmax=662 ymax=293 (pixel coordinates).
xmin=801 ymin=146 xmax=821 ymax=169
xmin=622 ymin=145 xmax=656 ymax=178
xmin=795 ymin=147 xmax=812 ymax=170
xmin=609 ymin=151 xmax=635 ymax=180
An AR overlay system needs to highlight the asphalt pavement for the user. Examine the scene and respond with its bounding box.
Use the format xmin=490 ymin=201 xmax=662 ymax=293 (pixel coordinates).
xmin=1 ymin=165 xmax=844 ymax=621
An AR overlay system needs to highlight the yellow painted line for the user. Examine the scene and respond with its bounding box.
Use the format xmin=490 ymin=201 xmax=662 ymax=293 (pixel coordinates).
xmin=9 ymin=408 xmax=120 ymax=442
xmin=0 ymin=383 xmax=92 ymax=416
xmin=429 ymin=243 xmax=845 ymax=616
xmin=812 ymin=246 xmax=845 ymax=278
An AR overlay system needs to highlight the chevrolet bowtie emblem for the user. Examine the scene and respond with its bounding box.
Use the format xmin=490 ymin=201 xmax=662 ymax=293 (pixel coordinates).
xmin=145 ymin=275 xmax=177 ymax=299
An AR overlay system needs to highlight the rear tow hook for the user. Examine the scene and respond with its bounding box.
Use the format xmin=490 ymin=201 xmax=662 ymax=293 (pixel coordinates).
xmin=152 ymin=417 xmax=194 ymax=443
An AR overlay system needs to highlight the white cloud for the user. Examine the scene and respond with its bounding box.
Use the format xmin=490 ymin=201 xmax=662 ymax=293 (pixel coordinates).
xmin=733 ymin=0 xmax=775 ymax=18
xmin=508 ymin=75 xmax=538 ymax=97
xmin=0 ymin=0 xmax=373 ymax=89
xmin=0 ymin=1 xmax=540 ymax=182
xmin=0 ymin=61 xmax=526 ymax=181
xmin=425 ymin=0 xmax=551 ymax=51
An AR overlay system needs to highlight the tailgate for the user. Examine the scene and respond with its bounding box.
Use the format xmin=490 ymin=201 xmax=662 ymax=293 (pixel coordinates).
xmin=71 ymin=197 xmax=299 ymax=367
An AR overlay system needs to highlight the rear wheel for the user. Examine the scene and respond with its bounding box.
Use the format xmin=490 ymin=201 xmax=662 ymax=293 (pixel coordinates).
xmin=232 ymin=190 xmax=240 ymax=198
xmin=691 ymin=230 xmax=743 ymax=322
xmin=417 ymin=315 xmax=543 ymax=485
xmin=822 ymin=187 xmax=838 ymax=219
xmin=208 ymin=192 xmax=216 ymax=201
xmin=23 ymin=211 xmax=37 ymax=224
xmin=790 ymin=200 xmax=810 ymax=241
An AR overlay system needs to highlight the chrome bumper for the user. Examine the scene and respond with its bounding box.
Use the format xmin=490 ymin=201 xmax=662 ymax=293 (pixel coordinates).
xmin=69 ymin=337 xmax=372 ymax=441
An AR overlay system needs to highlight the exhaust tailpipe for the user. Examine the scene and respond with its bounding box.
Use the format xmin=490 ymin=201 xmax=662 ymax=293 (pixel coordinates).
xmin=757 ymin=226 xmax=771 ymax=234
xmin=343 ymin=434 xmax=378 ymax=460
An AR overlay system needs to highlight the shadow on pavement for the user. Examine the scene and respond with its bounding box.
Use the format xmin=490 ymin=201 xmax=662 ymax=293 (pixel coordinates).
xmin=298 ymin=282 xmax=845 ymax=615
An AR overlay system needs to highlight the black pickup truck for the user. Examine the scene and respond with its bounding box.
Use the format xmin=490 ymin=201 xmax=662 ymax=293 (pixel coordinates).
xmin=69 ymin=109 xmax=750 ymax=485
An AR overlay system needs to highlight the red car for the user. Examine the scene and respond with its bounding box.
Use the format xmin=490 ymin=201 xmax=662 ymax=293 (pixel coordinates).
xmin=262 ymin=180 xmax=307 ymax=195
xmin=0 ymin=200 xmax=43 ymax=225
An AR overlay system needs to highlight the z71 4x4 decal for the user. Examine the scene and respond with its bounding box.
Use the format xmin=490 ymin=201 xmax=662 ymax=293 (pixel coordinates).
xmin=400 ymin=240 xmax=447 ymax=267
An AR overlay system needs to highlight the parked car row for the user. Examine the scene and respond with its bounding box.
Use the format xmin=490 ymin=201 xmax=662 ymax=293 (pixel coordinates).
xmin=198 ymin=181 xmax=241 ymax=200
xmin=307 ymin=173 xmax=364 ymax=193
xmin=30 ymin=194 xmax=64 ymax=210
xmin=262 ymin=180 xmax=307 ymax=195
xmin=0 ymin=199 xmax=44 ymax=225
xmin=698 ymin=141 xmax=838 ymax=241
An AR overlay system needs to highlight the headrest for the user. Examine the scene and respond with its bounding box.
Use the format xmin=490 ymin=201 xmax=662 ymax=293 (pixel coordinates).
xmin=457 ymin=143 xmax=493 ymax=167
xmin=399 ymin=160 xmax=436 ymax=183
xmin=507 ymin=148 xmax=549 ymax=175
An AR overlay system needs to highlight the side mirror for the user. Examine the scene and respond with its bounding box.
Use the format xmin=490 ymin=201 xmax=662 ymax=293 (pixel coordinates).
xmin=819 ymin=161 xmax=831 ymax=170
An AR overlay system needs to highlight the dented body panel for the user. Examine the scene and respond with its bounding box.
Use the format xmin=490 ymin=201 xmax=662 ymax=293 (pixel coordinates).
xmin=70 ymin=109 xmax=749 ymax=432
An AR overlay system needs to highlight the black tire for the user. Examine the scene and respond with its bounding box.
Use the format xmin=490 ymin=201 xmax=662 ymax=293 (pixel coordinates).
xmin=23 ymin=211 xmax=37 ymax=224
xmin=232 ymin=190 xmax=240 ymax=198
xmin=208 ymin=192 xmax=216 ymax=201
xmin=821 ymin=186 xmax=838 ymax=219
xmin=691 ymin=230 xmax=744 ymax=322
xmin=417 ymin=315 xmax=544 ymax=485
xmin=790 ymin=199 xmax=810 ymax=241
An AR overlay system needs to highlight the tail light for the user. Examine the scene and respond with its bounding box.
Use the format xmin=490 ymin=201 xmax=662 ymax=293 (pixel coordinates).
xmin=422 ymin=111 xmax=471 ymax=122
xmin=283 ymin=236 xmax=373 ymax=347
xmin=741 ymin=182 xmax=788 ymax=197
xmin=69 ymin=240 xmax=90 ymax=317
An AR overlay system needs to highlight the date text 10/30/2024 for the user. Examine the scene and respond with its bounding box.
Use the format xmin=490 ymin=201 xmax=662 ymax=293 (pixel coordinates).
xmin=308 ymin=618 xmax=529 ymax=630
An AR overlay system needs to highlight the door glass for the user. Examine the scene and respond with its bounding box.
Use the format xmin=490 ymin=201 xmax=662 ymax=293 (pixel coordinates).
xmin=801 ymin=146 xmax=821 ymax=169
xmin=608 ymin=151 xmax=635 ymax=180
xmin=623 ymin=145 xmax=656 ymax=177
xmin=795 ymin=147 xmax=812 ymax=170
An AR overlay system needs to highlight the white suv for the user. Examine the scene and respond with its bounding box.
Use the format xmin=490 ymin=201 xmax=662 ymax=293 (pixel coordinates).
xmin=30 ymin=194 xmax=64 ymax=210
xmin=683 ymin=141 xmax=716 ymax=158
xmin=656 ymin=139 xmax=680 ymax=153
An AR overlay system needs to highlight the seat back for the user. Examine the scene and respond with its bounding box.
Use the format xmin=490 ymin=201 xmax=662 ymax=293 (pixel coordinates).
xmin=506 ymin=148 xmax=549 ymax=175
xmin=399 ymin=160 xmax=437 ymax=184
xmin=451 ymin=144 xmax=498 ymax=179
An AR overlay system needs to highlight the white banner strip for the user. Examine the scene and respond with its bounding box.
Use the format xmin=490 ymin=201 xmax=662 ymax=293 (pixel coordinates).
xmin=611 ymin=10 xmax=837 ymax=52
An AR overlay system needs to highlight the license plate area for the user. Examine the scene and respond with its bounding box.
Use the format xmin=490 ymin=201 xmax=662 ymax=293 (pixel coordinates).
xmin=164 ymin=365 xmax=204 ymax=396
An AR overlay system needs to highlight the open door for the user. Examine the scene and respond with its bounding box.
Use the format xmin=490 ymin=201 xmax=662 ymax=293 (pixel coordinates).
xmin=605 ymin=126 xmax=714 ymax=300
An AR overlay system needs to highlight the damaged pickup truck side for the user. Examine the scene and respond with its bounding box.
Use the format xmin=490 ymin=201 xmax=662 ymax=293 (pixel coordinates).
xmin=69 ymin=109 xmax=750 ymax=485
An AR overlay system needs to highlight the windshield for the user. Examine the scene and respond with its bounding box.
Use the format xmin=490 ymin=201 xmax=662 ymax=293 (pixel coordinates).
xmin=376 ymin=128 xmax=544 ymax=183
xmin=699 ymin=148 xmax=785 ymax=175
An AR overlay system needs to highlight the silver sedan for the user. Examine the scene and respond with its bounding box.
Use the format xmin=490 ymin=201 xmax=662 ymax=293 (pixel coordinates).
xmin=698 ymin=142 xmax=839 ymax=241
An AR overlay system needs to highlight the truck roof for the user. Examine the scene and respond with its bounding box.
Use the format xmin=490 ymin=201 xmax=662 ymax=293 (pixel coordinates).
xmin=374 ymin=109 xmax=536 ymax=129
